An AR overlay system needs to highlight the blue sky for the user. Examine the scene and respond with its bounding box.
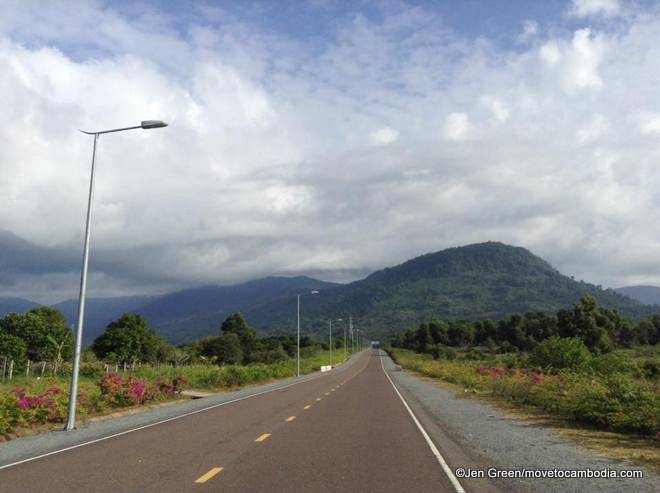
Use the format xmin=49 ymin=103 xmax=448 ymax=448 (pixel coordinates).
xmin=2 ymin=0 xmax=660 ymax=302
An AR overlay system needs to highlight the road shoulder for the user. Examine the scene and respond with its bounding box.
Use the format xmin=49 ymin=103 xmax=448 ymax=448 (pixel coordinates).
xmin=381 ymin=352 xmax=659 ymax=493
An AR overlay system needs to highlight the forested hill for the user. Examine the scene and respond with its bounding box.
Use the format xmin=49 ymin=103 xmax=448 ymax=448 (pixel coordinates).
xmin=2 ymin=243 xmax=654 ymax=344
xmin=246 ymin=242 xmax=654 ymax=339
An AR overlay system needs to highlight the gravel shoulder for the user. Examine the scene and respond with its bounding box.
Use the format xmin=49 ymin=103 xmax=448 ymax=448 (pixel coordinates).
xmin=381 ymin=351 xmax=660 ymax=493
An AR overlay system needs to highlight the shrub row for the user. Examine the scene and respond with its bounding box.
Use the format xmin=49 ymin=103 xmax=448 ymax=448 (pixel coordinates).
xmin=388 ymin=348 xmax=659 ymax=436
xmin=0 ymin=373 xmax=188 ymax=435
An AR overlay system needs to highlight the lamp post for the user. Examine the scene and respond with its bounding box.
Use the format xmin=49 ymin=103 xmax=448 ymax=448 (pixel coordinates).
xmin=297 ymin=290 xmax=319 ymax=378
xmin=329 ymin=318 xmax=342 ymax=367
xmin=65 ymin=120 xmax=168 ymax=431
xmin=349 ymin=315 xmax=353 ymax=357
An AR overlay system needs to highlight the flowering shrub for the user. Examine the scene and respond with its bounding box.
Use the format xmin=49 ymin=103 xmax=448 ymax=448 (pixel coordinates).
xmin=0 ymin=373 xmax=189 ymax=437
xmin=389 ymin=348 xmax=659 ymax=436
xmin=12 ymin=386 xmax=65 ymax=424
xmin=99 ymin=373 xmax=188 ymax=407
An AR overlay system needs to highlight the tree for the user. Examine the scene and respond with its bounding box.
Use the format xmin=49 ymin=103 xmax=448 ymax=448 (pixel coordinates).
xmin=0 ymin=308 xmax=73 ymax=361
xmin=220 ymin=313 xmax=258 ymax=362
xmin=447 ymin=321 xmax=474 ymax=347
xmin=556 ymin=296 xmax=616 ymax=353
xmin=92 ymin=313 xmax=162 ymax=363
xmin=216 ymin=333 xmax=244 ymax=364
xmin=428 ymin=320 xmax=449 ymax=345
xmin=415 ymin=324 xmax=431 ymax=353
xmin=0 ymin=332 xmax=27 ymax=361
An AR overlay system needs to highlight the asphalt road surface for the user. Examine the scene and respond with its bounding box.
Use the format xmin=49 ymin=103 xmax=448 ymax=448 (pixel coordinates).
xmin=0 ymin=350 xmax=467 ymax=492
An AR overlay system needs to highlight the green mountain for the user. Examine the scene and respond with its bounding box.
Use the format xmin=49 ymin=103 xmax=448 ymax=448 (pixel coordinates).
xmin=0 ymin=297 xmax=41 ymax=316
xmin=245 ymin=242 xmax=653 ymax=340
xmin=615 ymin=285 xmax=660 ymax=306
xmin=3 ymin=243 xmax=653 ymax=344
xmin=140 ymin=276 xmax=339 ymax=343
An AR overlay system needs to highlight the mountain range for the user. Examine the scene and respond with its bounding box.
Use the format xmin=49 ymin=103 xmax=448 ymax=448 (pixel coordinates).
xmin=1 ymin=242 xmax=658 ymax=344
xmin=614 ymin=285 xmax=660 ymax=306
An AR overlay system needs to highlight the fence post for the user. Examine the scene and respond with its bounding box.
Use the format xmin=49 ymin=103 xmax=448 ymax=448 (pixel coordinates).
xmin=26 ymin=360 xmax=31 ymax=377
xmin=123 ymin=362 xmax=127 ymax=372
xmin=8 ymin=360 xmax=14 ymax=380
xmin=2 ymin=356 xmax=6 ymax=380
xmin=115 ymin=363 xmax=119 ymax=373
xmin=41 ymin=361 xmax=46 ymax=377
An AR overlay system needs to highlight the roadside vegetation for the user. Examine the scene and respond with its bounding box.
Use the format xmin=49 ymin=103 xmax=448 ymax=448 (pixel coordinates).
xmin=0 ymin=309 xmax=350 ymax=439
xmin=389 ymin=296 xmax=660 ymax=438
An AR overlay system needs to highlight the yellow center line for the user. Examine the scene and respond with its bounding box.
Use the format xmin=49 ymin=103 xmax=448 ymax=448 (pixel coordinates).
xmin=325 ymin=392 xmax=329 ymax=395
xmin=255 ymin=433 xmax=271 ymax=442
xmin=194 ymin=467 xmax=223 ymax=483
xmin=316 ymin=397 xmax=322 ymax=401
xmin=304 ymin=404 xmax=311 ymax=409
xmin=285 ymin=416 xmax=296 ymax=422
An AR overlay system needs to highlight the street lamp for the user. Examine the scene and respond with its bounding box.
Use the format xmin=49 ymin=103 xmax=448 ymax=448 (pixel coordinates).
xmin=65 ymin=120 xmax=168 ymax=431
xmin=329 ymin=318 xmax=343 ymax=367
xmin=297 ymin=290 xmax=319 ymax=378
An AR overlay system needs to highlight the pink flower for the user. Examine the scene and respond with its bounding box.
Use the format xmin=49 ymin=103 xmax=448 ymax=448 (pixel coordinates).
xmin=531 ymin=372 xmax=544 ymax=385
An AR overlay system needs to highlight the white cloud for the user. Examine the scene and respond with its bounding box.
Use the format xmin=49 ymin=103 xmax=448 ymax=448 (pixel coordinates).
xmin=570 ymin=0 xmax=621 ymax=18
xmin=369 ymin=126 xmax=400 ymax=145
xmin=637 ymin=112 xmax=660 ymax=134
xmin=577 ymin=114 xmax=609 ymax=143
xmin=2 ymin=1 xmax=660 ymax=301
xmin=444 ymin=113 xmax=471 ymax=140
xmin=482 ymin=97 xmax=510 ymax=122
xmin=540 ymin=41 xmax=561 ymax=65
xmin=519 ymin=19 xmax=539 ymax=43
xmin=541 ymin=29 xmax=605 ymax=93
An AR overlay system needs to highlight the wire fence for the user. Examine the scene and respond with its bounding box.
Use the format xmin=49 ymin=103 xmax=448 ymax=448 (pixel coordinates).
xmin=0 ymin=357 xmax=187 ymax=382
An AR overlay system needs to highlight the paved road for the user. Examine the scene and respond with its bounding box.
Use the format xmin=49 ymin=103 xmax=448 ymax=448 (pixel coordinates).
xmin=0 ymin=350 xmax=465 ymax=492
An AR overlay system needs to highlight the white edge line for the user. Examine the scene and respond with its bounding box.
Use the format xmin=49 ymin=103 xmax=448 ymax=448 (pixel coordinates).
xmin=379 ymin=350 xmax=466 ymax=493
xmin=0 ymin=364 xmax=343 ymax=471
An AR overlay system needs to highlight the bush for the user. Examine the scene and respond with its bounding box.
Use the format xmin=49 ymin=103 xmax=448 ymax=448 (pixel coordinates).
xmin=530 ymin=336 xmax=591 ymax=372
xmin=639 ymin=359 xmax=660 ymax=380
xmin=389 ymin=347 xmax=659 ymax=436
xmin=430 ymin=344 xmax=456 ymax=360
xmin=0 ymin=391 xmax=20 ymax=434
xmin=464 ymin=348 xmax=486 ymax=360
xmin=590 ymin=352 xmax=639 ymax=377
xmin=251 ymin=346 xmax=288 ymax=364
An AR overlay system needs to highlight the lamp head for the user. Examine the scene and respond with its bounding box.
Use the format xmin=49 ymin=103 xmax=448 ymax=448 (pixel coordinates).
xmin=141 ymin=120 xmax=168 ymax=129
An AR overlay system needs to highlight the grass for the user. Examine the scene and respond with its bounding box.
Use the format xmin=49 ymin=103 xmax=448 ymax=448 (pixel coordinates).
xmin=388 ymin=347 xmax=660 ymax=472
xmin=0 ymin=349 xmax=350 ymax=393
xmin=386 ymin=347 xmax=659 ymax=436
xmin=0 ymin=349 xmax=351 ymax=439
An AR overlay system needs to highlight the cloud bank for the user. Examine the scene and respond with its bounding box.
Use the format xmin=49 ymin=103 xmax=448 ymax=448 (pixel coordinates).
xmin=2 ymin=0 xmax=660 ymax=302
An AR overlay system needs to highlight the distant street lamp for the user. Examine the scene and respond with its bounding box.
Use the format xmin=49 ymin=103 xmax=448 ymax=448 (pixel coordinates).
xmin=329 ymin=318 xmax=343 ymax=367
xmin=65 ymin=121 xmax=168 ymax=431
xmin=348 ymin=315 xmax=353 ymax=358
xmin=297 ymin=290 xmax=319 ymax=377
